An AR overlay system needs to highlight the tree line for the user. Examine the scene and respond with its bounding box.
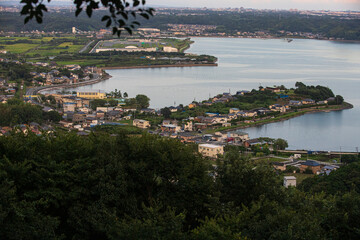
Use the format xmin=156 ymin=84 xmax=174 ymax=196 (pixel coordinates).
xmin=0 ymin=128 xmax=360 ymax=239
xmin=1 ymin=10 xmax=359 ymax=40
xmin=0 ymin=99 xmax=61 ymax=126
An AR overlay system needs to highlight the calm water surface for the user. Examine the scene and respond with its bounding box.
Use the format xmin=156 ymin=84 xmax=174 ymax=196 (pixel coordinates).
xmin=72 ymin=38 xmax=360 ymax=151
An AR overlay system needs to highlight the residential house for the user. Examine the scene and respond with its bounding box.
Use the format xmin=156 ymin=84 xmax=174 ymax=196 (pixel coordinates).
xmin=289 ymin=100 xmax=302 ymax=106
xmin=222 ymin=122 xmax=231 ymax=127
xmin=5 ymin=88 xmax=16 ymax=94
xmin=302 ymin=99 xmax=315 ymax=105
xmin=73 ymin=112 xmax=86 ymax=123
xmin=188 ymin=103 xmax=197 ymax=109
xmin=222 ymin=131 xmax=249 ymax=143
xmin=213 ymin=115 xmax=228 ymax=124
xmin=161 ymin=124 xmax=181 ymax=133
xmin=202 ymin=101 xmax=213 ymax=106
xmin=227 ymin=113 xmax=237 ymax=120
xmin=299 ymin=160 xmax=321 ymax=174
xmin=198 ymin=144 xmax=224 ymax=158
xmin=239 ymin=110 xmax=257 ymax=118
xmin=133 ymin=119 xmax=150 ymax=129
xmin=244 ymin=138 xmax=263 ymax=148
xmin=194 ymin=123 xmax=207 ymax=130
xmin=317 ymin=100 xmax=328 ymax=105
xmin=63 ymin=112 xmax=74 ymax=121
xmin=63 ymin=102 xmax=76 ymax=112
xmin=205 ymin=112 xmax=219 ymax=117
xmin=255 ymin=107 xmax=272 ymax=115
xmin=96 ymin=110 xmax=105 ymax=119
xmin=169 ymin=106 xmax=178 ymax=112
xmin=265 ymin=87 xmax=281 ymax=93
xmin=320 ymin=165 xmax=339 ymax=175
xmin=96 ymin=107 xmax=114 ymax=112
xmin=229 ymin=108 xmax=240 ymax=114
xmin=236 ymin=90 xmax=250 ymax=95
xmin=140 ymin=108 xmax=156 ymax=114
xmin=106 ymin=110 xmax=122 ymax=121
xmin=182 ymin=120 xmax=193 ymax=131
xmin=78 ymin=107 xmax=91 ymax=114
xmin=178 ymin=132 xmax=197 ymax=142
xmin=269 ymin=104 xmax=286 ymax=113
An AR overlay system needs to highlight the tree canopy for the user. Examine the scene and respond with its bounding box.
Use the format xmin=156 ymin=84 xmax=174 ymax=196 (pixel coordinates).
xmin=1 ymin=131 xmax=360 ymax=239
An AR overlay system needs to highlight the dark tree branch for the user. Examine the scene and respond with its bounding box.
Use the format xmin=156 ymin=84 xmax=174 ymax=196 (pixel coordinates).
xmin=20 ymin=0 xmax=155 ymax=36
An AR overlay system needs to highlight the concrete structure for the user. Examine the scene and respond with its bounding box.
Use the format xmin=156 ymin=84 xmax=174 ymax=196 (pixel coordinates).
xmin=95 ymin=47 xmax=157 ymax=53
xmin=163 ymin=46 xmax=178 ymax=53
xmin=133 ymin=119 xmax=150 ymax=129
xmin=77 ymin=91 xmax=106 ymax=99
xmin=283 ymin=176 xmax=297 ymax=188
xmin=198 ymin=144 xmax=224 ymax=158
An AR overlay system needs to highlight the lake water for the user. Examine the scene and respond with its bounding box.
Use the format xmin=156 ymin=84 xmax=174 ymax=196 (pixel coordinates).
xmin=71 ymin=37 xmax=360 ymax=151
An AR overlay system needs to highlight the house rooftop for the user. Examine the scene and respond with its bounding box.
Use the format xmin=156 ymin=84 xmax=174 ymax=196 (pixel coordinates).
xmin=302 ymin=160 xmax=320 ymax=167
xmin=199 ymin=144 xmax=223 ymax=148
xmin=284 ymin=176 xmax=296 ymax=180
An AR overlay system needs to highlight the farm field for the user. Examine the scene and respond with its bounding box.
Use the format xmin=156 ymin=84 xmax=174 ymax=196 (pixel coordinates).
xmin=0 ymin=36 xmax=89 ymax=56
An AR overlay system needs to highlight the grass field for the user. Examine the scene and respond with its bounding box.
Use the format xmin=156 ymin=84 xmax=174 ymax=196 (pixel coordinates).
xmin=0 ymin=36 xmax=87 ymax=56
xmin=0 ymin=43 xmax=38 ymax=53
xmin=27 ymin=42 xmax=84 ymax=56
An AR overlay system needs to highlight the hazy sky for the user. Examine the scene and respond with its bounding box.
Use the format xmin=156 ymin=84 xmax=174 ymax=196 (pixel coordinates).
xmin=6 ymin=0 xmax=359 ymax=11
xmin=150 ymin=0 xmax=360 ymax=11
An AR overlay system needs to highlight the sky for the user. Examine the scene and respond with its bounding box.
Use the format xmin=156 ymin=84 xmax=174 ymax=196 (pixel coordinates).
xmin=1 ymin=0 xmax=359 ymax=11
xmin=149 ymin=0 xmax=360 ymax=11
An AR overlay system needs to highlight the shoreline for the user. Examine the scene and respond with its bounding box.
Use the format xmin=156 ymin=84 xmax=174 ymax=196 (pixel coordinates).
xmin=212 ymin=103 xmax=353 ymax=133
xmin=27 ymin=63 xmax=218 ymax=94
xmin=101 ymin=63 xmax=218 ymax=70
xmin=188 ymin=36 xmax=360 ymax=43
xmin=27 ymin=75 xmax=112 ymax=95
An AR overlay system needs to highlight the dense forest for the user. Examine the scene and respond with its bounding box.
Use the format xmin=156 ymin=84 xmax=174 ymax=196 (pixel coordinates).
xmin=0 ymin=129 xmax=360 ymax=239
xmin=1 ymin=9 xmax=360 ymax=40
xmin=0 ymin=99 xmax=61 ymax=126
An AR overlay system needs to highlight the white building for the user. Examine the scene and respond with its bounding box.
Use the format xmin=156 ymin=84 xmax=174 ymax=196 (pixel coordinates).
xmin=283 ymin=176 xmax=297 ymax=188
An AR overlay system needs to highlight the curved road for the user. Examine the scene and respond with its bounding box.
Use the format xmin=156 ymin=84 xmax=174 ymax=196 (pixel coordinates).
xmin=26 ymin=74 xmax=103 ymax=95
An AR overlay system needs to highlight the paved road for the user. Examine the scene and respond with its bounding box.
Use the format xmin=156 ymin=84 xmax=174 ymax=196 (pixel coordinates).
xmin=89 ymin=40 xmax=102 ymax=53
xmin=26 ymin=74 xmax=102 ymax=95
xmin=79 ymin=40 xmax=95 ymax=53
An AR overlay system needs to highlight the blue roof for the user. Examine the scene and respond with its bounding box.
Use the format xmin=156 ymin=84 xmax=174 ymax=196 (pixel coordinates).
xmin=302 ymin=160 xmax=320 ymax=167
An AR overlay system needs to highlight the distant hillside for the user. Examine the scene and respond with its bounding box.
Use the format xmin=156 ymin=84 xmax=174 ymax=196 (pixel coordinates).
xmin=1 ymin=10 xmax=359 ymax=40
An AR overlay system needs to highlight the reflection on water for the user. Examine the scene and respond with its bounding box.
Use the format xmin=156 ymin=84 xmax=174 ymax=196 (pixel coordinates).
xmin=67 ymin=38 xmax=360 ymax=151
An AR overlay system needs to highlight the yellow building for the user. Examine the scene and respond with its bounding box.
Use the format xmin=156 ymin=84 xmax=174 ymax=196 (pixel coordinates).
xmin=77 ymin=91 xmax=106 ymax=99
xmin=198 ymin=144 xmax=224 ymax=158
xmin=133 ymin=119 xmax=151 ymax=129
